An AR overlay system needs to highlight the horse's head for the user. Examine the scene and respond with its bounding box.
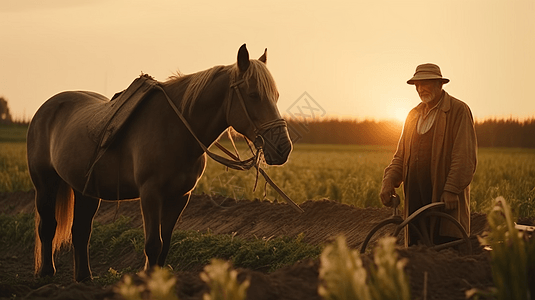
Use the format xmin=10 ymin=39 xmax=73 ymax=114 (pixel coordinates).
xmin=226 ymin=44 xmax=292 ymax=165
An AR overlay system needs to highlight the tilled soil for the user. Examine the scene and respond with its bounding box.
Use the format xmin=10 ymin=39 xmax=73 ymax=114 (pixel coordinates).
xmin=0 ymin=191 xmax=495 ymax=300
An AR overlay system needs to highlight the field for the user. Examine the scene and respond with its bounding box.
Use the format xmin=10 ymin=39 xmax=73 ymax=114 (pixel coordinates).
xmin=3 ymin=138 xmax=535 ymax=217
xmin=199 ymin=142 xmax=535 ymax=218
xmin=1 ymin=126 xmax=535 ymax=299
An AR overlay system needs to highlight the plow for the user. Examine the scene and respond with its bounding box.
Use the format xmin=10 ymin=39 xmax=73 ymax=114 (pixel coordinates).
xmin=360 ymin=194 xmax=473 ymax=254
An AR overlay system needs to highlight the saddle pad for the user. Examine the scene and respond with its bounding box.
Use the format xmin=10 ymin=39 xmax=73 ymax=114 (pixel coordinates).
xmin=87 ymin=74 xmax=158 ymax=147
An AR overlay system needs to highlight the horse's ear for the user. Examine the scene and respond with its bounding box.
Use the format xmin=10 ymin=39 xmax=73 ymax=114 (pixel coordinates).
xmin=237 ymin=44 xmax=250 ymax=73
xmin=259 ymin=48 xmax=267 ymax=64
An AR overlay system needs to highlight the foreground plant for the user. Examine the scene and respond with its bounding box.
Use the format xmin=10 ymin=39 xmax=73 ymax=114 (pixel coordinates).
xmin=116 ymin=267 xmax=179 ymax=300
xmin=468 ymin=196 xmax=535 ymax=300
xmin=200 ymin=259 xmax=250 ymax=300
xmin=318 ymin=235 xmax=410 ymax=300
xmin=368 ymin=237 xmax=411 ymax=300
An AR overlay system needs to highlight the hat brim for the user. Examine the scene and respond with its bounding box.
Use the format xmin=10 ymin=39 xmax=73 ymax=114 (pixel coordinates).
xmin=407 ymin=77 xmax=450 ymax=85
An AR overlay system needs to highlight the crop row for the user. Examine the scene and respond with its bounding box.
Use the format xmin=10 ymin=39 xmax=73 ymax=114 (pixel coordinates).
xmin=1 ymin=142 xmax=535 ymax=217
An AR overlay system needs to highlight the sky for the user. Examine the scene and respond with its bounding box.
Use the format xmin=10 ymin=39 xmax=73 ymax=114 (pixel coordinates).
xmin=1 ymin=0 xmax=534 ymax=122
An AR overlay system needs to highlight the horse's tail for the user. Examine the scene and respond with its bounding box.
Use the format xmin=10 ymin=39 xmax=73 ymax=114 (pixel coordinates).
xmin=34 ymin=181 xmax=75 ymax=274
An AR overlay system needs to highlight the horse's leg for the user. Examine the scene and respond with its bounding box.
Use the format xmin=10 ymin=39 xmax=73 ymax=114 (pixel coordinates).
xmin=139 ymin=191 xmax=163 ymax=270
xmin=71 ymin=191 xmax=101 ymax=282
xmin=34 ymin=179 xmax=60 ymax=277
xmin=157 ymin=193 xmax=191 ymax=266
xmin=33 ymin=171 xmax=75 ymax=278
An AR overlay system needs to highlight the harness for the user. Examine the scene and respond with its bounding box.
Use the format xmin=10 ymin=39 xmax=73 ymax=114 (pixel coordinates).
xmin=160 ymin=78 xmax=302 ymax=213
xmin=159 ymin=78 xmax=286 ymax=171
xmin=84 ymin=76 xmax=302 ymax=213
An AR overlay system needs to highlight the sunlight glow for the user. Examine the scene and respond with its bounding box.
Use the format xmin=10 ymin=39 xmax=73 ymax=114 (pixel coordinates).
xmin=1 ymin=1 xmax=533 ymax=121
xmin=384 ymin=98 xmax=415 ymax=123
xmin=392 ymin=106 xmax=409 ymax=123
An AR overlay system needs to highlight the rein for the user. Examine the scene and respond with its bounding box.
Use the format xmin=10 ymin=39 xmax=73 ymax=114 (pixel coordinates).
xmin=157 ymin=84 xmax=258 ymax=171
xmin=158 ymin=80 xmax=303 ymax=213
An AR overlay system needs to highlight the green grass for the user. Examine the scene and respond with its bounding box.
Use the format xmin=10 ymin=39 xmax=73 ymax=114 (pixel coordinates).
xmin=468 ymin=197 xmax=535 ymax=299
xmin=167 ymin=231 xmax=320 ymax=272
xmin=0 ymin=142 xmax=33 ymax=192
xmin=1 ymin=124 xmax=535 ymax=217
xmin=471 ymin=148 xmax=535 ymax=218
xmin=0 ymin=212 xmax=35 ymax=250
xmin=198 ymin=142 xmax=535 ymax=218
xmin=0 ymin=125 xmax=32 ymax=192
xmin=92 ymin=217 xmax=321 ymax=272
xmin=2 ymin=125 xmax=535 ymax=296
xmin=196 ymin=142 xmax=399 ymax=207
xmin=0 ymin=124 xmax=27 ymax=143
xmin=1 ymin=213 xmax=321 ymax=276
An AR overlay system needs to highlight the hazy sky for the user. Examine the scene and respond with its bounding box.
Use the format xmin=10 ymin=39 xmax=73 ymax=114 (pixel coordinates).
xmin=1 ymin=0 xmax=534 ymax=122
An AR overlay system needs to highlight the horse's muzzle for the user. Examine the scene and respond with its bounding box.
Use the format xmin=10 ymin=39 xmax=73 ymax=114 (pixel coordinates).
xmin=259 ymin=124 xmax=293 ymax=165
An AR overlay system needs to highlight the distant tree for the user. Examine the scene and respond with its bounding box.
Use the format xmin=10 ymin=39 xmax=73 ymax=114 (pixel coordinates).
xmin=475 ymin=118 xmax=535 ymax=148
xmin=283 ymin=116 xmax=535 ymax=148
xmin=0 ymin=97 xmax=13 ymax=125
xmin=286 ymin=118 xmax=402 ymax=146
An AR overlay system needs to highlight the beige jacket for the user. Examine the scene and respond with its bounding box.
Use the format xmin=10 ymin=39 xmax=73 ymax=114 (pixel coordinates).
xmin=383 ymin=91 xmax=477 ymax=244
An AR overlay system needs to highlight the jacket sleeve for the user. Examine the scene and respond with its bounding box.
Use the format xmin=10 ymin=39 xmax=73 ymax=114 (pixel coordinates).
xmin=383 ymin=113 xmax=413 ymax=188
xmin=443 ymin=103 xmax=478 ymax=194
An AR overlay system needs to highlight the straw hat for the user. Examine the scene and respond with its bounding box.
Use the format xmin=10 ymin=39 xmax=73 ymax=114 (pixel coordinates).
xmin=407 ymin=63 xmax=449 ymax=85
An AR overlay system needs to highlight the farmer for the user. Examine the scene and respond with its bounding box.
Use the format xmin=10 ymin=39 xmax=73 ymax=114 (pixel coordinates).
xmin=380 ymin=63 xmax=477 ymax=246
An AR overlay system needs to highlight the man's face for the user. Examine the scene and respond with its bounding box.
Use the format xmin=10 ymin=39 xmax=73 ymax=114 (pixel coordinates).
xmin=414 ymin=80 xmax=443 ymax=103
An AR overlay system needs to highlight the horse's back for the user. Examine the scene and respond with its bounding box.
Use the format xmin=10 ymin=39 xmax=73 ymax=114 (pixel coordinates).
xmin=30 ymin=91 xmax=108 ymax=130
xmin=27 ymin=91 xmax=109 ymax=176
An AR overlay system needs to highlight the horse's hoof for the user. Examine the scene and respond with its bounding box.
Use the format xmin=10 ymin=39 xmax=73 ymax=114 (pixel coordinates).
xmin=75 ymin=274 xmax=93 ymax=283
xmin=38 ymin=266 xmax=56 ymax=278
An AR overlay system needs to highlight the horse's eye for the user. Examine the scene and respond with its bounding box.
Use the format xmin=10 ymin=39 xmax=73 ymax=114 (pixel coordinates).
xmin=249 ymin=92 xmax=260 ymax=99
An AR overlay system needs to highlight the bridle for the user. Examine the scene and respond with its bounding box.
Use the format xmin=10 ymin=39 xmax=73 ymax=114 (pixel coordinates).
xmin=225 ymin=78 xmax=288 ymax=150
xmin=157 ymin=77 xmax=287 ymax=172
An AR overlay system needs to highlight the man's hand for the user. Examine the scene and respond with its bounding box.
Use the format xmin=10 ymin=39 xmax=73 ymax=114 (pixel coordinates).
xmin=380 ymin=180 xmax=396 ymax=207
xmin=441 ymin=191 xmax=459 ymax=210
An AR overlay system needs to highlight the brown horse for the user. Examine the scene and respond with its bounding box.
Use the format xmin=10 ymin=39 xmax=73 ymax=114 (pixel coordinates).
xmin=27 ymin=44 xmax=292 ymax=282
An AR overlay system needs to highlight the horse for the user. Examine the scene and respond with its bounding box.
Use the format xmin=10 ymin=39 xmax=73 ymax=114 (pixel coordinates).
xmin=26 ymin=44 xmax=292 ymax=282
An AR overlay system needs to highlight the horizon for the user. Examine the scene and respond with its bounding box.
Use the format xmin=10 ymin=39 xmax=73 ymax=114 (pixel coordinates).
xmin=3 ymin=110 xmax=535 ymax=125
xmin=1 ymin=1 xmax=534 ymax=122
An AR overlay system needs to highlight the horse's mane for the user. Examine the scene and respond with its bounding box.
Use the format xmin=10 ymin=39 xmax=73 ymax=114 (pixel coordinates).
xmin=164 ymin=60 xmax=278 ymax=113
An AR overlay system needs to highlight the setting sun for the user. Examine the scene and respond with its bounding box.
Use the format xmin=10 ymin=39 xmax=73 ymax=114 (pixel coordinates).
xmin=383 ymin=97 xmax=416 ymax=123
xmin=392 ymin=106 xmax=409 ymax=123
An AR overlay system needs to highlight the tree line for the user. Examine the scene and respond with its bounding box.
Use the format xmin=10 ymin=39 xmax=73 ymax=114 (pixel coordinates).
xmin=0 ymin=97 xmax=13 ymax=125
xmin=285 ymin=117 xmax=535 ymax=148
xmin=0 ymin=97 xmax=29 ymax=125
xmin=475 ymin=118 xmax=535 ymax=148
xmin=1 ymin=97 xmax=534 ymax=148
